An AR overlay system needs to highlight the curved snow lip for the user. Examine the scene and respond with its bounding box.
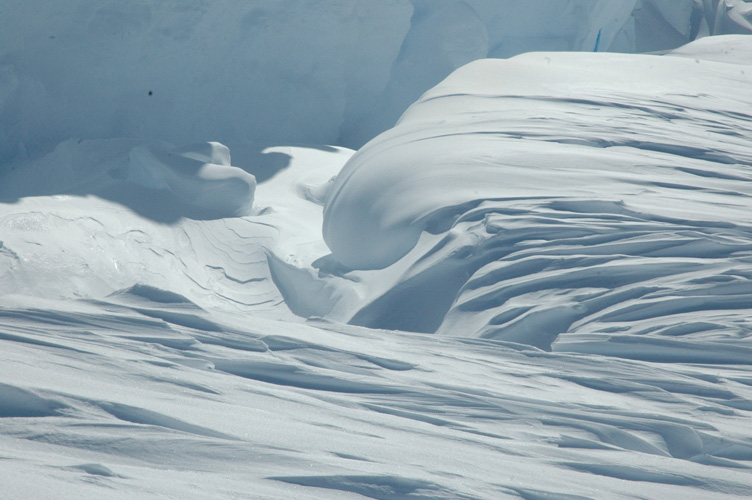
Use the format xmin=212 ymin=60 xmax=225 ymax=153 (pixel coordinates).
xmin=128 ymin=141 xmax=256 ymax=217
xmin=321 ymin=36 xmax=752 ymax=349
xmin=0 ymin=138 xmax=257 ymax=223
xmin=109 ymin=284 xmax=198 ymax=306
xmin=324 ymin=44 xmax=752 ymax=270
xmin=95 ymin=401 xmax=238 ymax=441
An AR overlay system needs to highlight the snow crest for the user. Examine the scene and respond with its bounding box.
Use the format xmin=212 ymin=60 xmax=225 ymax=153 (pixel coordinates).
xmin=323 ymin=35 xmax=752 ymax=353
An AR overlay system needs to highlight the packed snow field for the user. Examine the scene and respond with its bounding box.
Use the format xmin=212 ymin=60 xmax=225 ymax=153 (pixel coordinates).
xmin=3 ymin=2 xmax=752 ymax=499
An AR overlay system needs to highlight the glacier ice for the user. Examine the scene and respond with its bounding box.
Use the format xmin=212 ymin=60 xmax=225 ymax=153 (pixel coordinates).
xmin=2 ymin=0 xmax=750 ymax=163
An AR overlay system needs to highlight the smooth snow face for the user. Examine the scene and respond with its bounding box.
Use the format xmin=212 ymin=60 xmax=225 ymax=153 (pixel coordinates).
xmin=322 ymin=35 xmax=752 ymax=353
xmin=0 ymin=0 xmax=412 ymax=159
xmin=2 ymin=1 xmax=749 ymax=160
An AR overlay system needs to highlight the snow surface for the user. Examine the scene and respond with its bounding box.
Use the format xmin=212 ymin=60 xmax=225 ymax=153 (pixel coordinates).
xmin=2 ymin=3 xmax=752 ymax=500
xmin=321 ymin=36 xmax=752 ymax=353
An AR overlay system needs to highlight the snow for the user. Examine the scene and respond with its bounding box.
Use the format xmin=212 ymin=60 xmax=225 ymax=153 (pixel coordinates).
xmin=324 ymin=40 xmax=752 ymax=270
xmin=2 ymin=2 xmax=752 ymax=499
xmin=128 ymin=141 xmax=256 ymax=217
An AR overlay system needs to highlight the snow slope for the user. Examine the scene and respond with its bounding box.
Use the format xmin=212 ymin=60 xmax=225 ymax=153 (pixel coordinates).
xmin=2 ymin=3 xmax=752 ymax=500
xmin=321 ymin=36 xmax=752 ymax=360
xmin=3 ymin=295 xmax=752 ymax=500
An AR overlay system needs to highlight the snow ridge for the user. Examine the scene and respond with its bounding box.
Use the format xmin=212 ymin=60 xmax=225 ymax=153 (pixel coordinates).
xmin=322 ymin=37 xmax=752 ymax=357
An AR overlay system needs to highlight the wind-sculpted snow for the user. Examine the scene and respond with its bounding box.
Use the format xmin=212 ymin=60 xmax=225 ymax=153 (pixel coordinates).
xmin=323 ymin=36 xmax=752 ymax=356
xmin=2 ymin=11 xmax=752 ymax=500
xmin=128 ymin=142 xmax=256 ymax=217
xmin=2 ymin=295 xmax=752 ymax=499
xmin=0 ymin=139 xmax=349 ymax=312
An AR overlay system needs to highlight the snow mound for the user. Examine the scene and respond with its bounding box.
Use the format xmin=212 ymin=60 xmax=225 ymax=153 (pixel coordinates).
xmin=3 ymin=291 xmax=752 ymax=499
xmin=128 ymin=141 xmax=256 ymax=217
xmin=2 ymin=32 xmax=752 ymax=500
xmin=0 ymin=139 xmax=255 ymax=219
xmin=322 ymin=35 xmax=752 ymax=353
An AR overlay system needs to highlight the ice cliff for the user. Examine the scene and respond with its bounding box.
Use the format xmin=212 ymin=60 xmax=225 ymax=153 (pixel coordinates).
xmin=2 ymin=0 xmax=750 ymax=164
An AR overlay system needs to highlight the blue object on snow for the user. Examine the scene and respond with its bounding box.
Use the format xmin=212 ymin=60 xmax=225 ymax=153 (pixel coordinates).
xmin=594 ymin=29 xmax=602 ymax=52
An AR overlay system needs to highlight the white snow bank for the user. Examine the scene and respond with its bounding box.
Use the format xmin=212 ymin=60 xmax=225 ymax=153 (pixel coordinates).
xmin=666 ymin=33 xmax=752 ymax=62
xmin=321 ymin=35 xmax=752 ymax=351
xmin=0 ymin=139 xmax=255 ymax=218
xmin=4 ymin=7 xmax=752 ymax=500
xmin=324 ymin=36 xmax=752 ymax=270
xmin=2 ymin=1 xmax=749 ymax=161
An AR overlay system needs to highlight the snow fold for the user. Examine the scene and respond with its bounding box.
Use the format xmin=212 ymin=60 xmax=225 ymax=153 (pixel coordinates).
xmin=322 ymin=35 xmax=752 ymax=352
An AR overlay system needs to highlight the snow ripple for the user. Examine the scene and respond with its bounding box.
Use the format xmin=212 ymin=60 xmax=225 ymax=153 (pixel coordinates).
xmin=2 ymin=299 xmax=752 ymax=498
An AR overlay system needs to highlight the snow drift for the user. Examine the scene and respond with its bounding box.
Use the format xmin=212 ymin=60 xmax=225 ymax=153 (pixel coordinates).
xmin=322 ymin=35 xmax=752 ymax=355
xmin=128 ymin=141 xmax=256 ymax=217
xmin=3 ymin=3 xmax=752 ymax=500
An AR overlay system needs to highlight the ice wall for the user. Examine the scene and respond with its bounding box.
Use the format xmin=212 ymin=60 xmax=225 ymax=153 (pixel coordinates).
xmin=0 ymin=0 xmax=411 ymax=161
xmin=1 ymin=0 xmax=749 ymax=162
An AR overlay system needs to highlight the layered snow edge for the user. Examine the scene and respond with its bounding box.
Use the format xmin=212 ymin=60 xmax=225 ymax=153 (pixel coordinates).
xmin=320 ymin=35 xmax=752 ymax=353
